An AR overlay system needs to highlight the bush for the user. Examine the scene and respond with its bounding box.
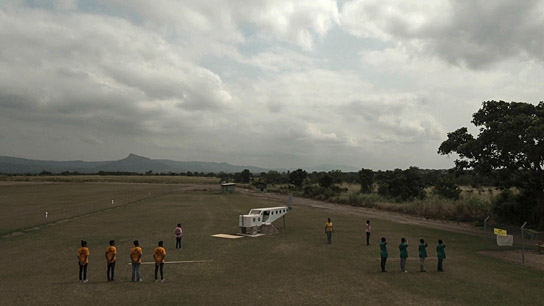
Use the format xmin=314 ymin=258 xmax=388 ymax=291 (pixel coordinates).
xmin=492 ymin=189 xmax=537 ymax=224
xmin=453 ymin=196 xmax=491 ymax=222
xmin=433 ymin=178 xmax=461 ymax=200
xmin=346 ymin=192 xmax=381 ymax=208
xmin=303 ymin=185 xmax=338 ymax=200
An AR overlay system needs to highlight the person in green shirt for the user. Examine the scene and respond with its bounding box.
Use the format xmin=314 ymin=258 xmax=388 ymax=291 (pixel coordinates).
xmin=379 ymin=237 xmax=388 ymax=272
xmin=418 ymin=238 xmax=428 ymax=272
xmin=436 ymin=239 xmax=446 ymax=272
xmin=399 ymin=237 xmax=408 ymax=272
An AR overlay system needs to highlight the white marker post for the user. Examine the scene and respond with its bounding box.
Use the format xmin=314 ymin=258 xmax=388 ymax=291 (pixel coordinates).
xmin=521 ymin=221 xmax=527 ymax=264
xmin=483 ymin=216 xmax=489 ymax=250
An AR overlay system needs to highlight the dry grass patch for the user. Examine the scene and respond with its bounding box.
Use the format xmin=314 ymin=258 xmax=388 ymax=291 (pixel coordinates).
xmin=0 ymin=184 xmax=542 ymax=306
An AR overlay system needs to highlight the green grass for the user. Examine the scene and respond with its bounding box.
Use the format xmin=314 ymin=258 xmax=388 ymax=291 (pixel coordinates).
xmin=0 ymin=182 xmax=542 ymax=306
xmin=0 ymin=182 xmax=183 ymax=236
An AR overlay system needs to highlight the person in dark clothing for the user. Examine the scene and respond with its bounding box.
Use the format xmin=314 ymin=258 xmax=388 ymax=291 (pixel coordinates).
xmin=380 ymin=237 xmax=388 ymax=272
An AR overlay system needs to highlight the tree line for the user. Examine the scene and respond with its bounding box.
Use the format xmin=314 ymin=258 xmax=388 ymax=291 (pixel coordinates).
xmin=225 ymin=166 xmax=490 ymax=206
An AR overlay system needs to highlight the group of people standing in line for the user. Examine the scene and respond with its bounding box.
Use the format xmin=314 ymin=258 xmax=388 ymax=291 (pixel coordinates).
xmin=77 ymin=223 xmax=183 ymax=283
xmin=381 ymin=237 xmax=446 ymax=273
xmin=325 ymin=218 xmax=447 ymax=272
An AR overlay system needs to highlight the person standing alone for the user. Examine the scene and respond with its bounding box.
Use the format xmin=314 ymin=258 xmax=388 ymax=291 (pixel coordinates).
xmin=105 ymin=240 xmax=117 ymax=282
xmin=325 ymin=218 xmax=334 ymax=244
xmin=365 ymin=220 xmax=371 ymax=245
xmin=174 ymin=223 xmax=183 ymax=250
xmin=77 ymin=240 xmax=90 ymax=283
xmin=153 ymin=241 xmax=166 ymax=282
xmin=130 ymin=240 xmax=143 ymax=282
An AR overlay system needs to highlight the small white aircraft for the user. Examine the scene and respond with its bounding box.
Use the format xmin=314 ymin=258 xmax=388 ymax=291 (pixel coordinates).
xmin=238 ymin=194 xmax=293 ymax=235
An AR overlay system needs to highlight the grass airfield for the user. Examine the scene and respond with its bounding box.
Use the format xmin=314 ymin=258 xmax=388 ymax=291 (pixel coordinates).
xmin=0 ymin=182 xmax=542 ymax=306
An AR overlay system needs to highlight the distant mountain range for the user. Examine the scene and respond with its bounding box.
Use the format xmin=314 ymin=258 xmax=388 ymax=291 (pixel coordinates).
xmin=0 ymin=154 xmax=360 ymax=174
xmin=0 ymin=154 xmax=270 ymax=174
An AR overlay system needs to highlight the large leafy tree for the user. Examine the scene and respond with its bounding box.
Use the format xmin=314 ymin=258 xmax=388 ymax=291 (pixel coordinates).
xmin=262 ymin=170 xmax=288 ymax=184
xmin=438 ymin=100 xmax=544 ymax=225
xmin=234 ymin=169 xmax=252 ymax=183
xmin=359 ymin=168 xmax=374 ymax=194
xmin=289 ymin=169 xmax=308 ymax=188
xmin=318 ymin=173 xmax=334 ymax=189
xmin=433 ymin=176 xmax=461 ymax=200
xmin=376 ymin=167 xmax=425 ymax=201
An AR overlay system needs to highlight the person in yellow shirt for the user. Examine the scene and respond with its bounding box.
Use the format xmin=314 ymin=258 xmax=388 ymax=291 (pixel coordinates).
xmin=130 ymin=240 xmax=143 ymax=282
xmin=77 ymin=240 xmax=90 ymax=283
xmin=325 ymin=218 xmax=334 ymax=244
xmin=153 ymin=241 xmax=166 ymax=282
xmin=104 ymin=240 xmax=117 ymax=282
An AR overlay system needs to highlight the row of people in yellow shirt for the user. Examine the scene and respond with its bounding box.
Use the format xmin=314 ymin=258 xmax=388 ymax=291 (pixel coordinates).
xmin=77 ymin=239 xmax=166 ymax=283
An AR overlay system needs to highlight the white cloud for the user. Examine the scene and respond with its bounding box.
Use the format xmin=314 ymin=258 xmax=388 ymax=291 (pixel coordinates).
xmin=243 ymin=0 xmax=340 ymax=50
xmin=341 ymin=0 xmax=452 ymax=40
xmin=341 ymin=0 xmax=544 ymax=68
xmin=305 ymin=124 xmax=339 ymax=142
xmin=0 ymin=7 xmax=231 ymax=121
xmin=102 ymin=0 xmax=340 ymax=52
xmin=1 ymin=1 xmax=543 ymax=170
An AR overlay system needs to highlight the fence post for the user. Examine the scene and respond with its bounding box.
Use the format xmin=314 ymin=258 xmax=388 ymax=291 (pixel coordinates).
xmin=483 ymin=216 xmax=490 ymax=250
xmin=521 ymin=221 xmax=527 ymax=264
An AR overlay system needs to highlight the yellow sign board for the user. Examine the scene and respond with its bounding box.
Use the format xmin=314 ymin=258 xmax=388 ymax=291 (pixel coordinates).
xmin=494 ymin=228 xmax=507 ymax=236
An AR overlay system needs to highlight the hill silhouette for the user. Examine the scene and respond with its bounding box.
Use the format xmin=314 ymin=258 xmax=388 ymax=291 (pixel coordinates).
xmin=0 ymin=153 xmax=270 ymax=174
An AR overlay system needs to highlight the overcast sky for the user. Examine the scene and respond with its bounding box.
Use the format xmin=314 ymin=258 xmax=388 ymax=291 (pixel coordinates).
xmin=1 ymin=0 xmax=543 ymax=171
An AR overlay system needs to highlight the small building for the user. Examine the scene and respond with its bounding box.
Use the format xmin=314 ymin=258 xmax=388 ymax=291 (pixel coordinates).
xmin=221 ymin=182 xmax=236 ymax=194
